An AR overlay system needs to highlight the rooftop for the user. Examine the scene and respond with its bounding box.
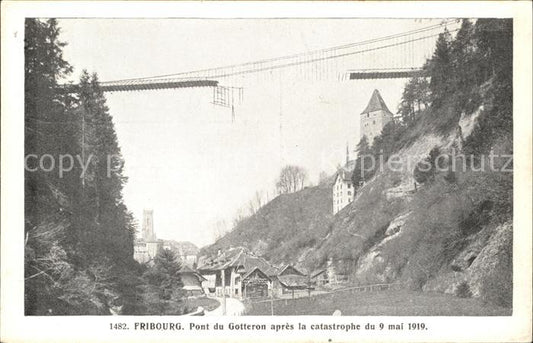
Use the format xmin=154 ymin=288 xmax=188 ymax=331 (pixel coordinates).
xmin=361 ymin=89 xmax=393 ymax=115
xmin=198 ymin=247 xmax=280 ymax=276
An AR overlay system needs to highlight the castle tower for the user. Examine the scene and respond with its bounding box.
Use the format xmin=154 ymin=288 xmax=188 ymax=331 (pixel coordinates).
xmin=142 ymin=209 xmax=156 ymax=242
xmin=360 ymin=89 xmax=394 ymax=144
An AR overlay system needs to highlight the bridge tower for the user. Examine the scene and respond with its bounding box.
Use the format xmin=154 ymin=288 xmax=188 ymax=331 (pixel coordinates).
xmin=360 ymin=89 xmax=394 ymax=144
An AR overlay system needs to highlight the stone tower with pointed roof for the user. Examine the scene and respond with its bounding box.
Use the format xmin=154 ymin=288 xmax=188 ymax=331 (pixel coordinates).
xmin=360 ymin=89 xmax=394 ymax=144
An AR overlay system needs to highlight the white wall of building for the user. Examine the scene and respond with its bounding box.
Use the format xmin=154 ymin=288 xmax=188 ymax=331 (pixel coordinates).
xmin=332 ymin=171 xmax=355 ymax=214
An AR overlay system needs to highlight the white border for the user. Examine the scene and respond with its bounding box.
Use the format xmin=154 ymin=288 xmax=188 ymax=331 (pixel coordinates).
xmin=2 ymin=2 xmax=532 ymax=342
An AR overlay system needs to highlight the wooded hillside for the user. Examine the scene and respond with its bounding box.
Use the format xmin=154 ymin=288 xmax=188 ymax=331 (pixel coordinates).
xmin=203 ymin=19 xmax=513 ymax=307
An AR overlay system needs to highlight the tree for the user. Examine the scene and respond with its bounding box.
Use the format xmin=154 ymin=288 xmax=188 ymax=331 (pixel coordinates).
xmin=318 ymin=171 xmax=330 ymax=185
xmin=398 ymin=77 xmax=431 ymax=125
xmin=25 ymin=18 xmax=76 ymax=228
xmin=456 ymin=281 xmax=473 ymax=298
xmin=144 ymin=249 xmax=184 ymax=301
xmin=24 ymin=19 xmax=137 ymax=315
xmin=212 ymin=219 xmax=228 ymax=241
xmin=248 ymin=190 xmax=267 ymax=215
xmin=413 ymin=147 xmax=442 ymax=184
xmin=24 ymin=18 xmax=80 ymax=315
xmin=276 ymin=165 xmax=308 ymax=194
xmin=232 ymin=207 xmax=249 ymax=228
xmin=463 ymin=19 xmax=513 ymax=156
xmin=351 ymin=136 xmax=373 ymax=186
xmin=426 ymin=29 xmax=453 ymax=108
xmin=76 ymin=71 xmax=135 ymax=261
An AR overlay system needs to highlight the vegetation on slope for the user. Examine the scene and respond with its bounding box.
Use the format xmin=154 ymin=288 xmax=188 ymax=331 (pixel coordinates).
xmin=206 ymin=19 xmax=513 ymax=309
xmin=201 ymin=181 xmax=333 ymax=266
xmin=25 ymin=19 xmax=140 ymax=315
xmin=317 ymin=18 xmax=513 ymax=307
xmin=24 ymin=19 xmax=190 ymax=315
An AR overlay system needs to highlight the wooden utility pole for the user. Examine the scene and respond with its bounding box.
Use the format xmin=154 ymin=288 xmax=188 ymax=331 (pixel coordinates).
xmin=221 ymin=269 xmax=226 ymax=315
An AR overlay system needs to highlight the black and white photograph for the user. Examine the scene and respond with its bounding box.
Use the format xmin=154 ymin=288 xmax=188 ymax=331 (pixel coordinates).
xmin=1 ymin=1 xmax=532 ymax=343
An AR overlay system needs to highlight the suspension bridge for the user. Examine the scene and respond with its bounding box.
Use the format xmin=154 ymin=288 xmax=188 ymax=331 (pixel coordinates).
xmin=61 ymin=19 xmax=461 ymax=111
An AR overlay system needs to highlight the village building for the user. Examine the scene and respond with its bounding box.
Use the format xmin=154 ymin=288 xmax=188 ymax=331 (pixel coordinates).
xmin=177 ymin=266 xmax=207 ymax=297
xmin=310 ymin=269 xmax=328 ymax=287
xmin=197 ymin=247 xmax=280 ymax=299
xmin=273 ymin=265 xmax=311 ymax=298
xmin=162 ymin=241 xmax=199 ymax=268
xmin=310 ymin=258 xmax=350 ymax=287
xmin=332 ymin=163 xmax=355 ymax=215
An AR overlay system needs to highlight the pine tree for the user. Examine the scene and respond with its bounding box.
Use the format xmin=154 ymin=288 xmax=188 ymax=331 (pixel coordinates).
xmin=398 ymin=77 xmax=430 ymax=125
xmin=24 ymin=19 xmax=79 ymax=314
xmin=77 ymin=71 xmax=135 ymax=262
xmin=144 ymin=249 xmax=184 ymax=301
xmin=25 ymin=19 xmax=137 ymax=314
xmin=25 ymin=19 xmax=77 ymax=226
xmin=450 ymin=19 xmax=482 ymax=115
xmin=351 ymin=136 xmax=373 ymax=186
xmin=464 ymin=19 xmax=513 ymax=155
xmin=426 ymin=29 xmax=453 ymax=108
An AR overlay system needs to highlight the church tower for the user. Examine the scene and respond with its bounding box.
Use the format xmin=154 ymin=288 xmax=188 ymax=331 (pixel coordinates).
xmin=360 ymin=89 xmax=394 ymax=144
xmin=142 ymin=209 xmax=156 ymax=242
xmin=346 ymin=142 xmax=350 ymax=165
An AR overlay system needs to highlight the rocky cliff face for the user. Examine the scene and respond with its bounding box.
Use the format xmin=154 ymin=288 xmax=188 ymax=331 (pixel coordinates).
xmin=203 ymin=106 xmax=511 ymax=309
xmin=309 ymin=107 xmax=512 ymax=305
xmin=202 ymin=19 xmax=513 ymax=308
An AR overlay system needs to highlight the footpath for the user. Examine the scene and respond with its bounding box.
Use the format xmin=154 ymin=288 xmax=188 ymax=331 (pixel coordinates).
xmin=204 ymin=297 xmax=245 ymax=316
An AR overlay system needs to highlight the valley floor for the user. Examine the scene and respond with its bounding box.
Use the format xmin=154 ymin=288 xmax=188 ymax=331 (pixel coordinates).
xmin=205 ymin=297 xmax=245 ymax=316
xmin=245 ymin=289 xmax=511 ymax=316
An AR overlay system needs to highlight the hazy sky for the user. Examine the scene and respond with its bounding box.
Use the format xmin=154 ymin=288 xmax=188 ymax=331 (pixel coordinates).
xmin=57 ymin=19 xmax=443 ymax=247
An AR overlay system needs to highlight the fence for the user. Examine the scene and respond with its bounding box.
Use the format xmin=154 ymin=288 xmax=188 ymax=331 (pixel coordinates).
xmin=250 ymin=282 xmax=396 ymax=305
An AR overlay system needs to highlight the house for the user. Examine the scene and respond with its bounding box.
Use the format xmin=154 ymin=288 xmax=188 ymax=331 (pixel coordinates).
xmin=332 ymin=164 xmax=355 ymax=215
xmin=273 ymin=265 xmax=311 ymax=298
xmin=241 ymin=267 xmax=272 ymax=298
xmin=310 ymin=269 xmax=328 ymax=287
xmin=360 ymin=89 xmax=394 ymax=144
xmin=162 ymin=241 xmax=199 ymax=268
xmin=326 ymin=258 xmax=350 ymax=285
xmin=177 ymin=266 xmax=207 ymax=297
xmin=197 ymin=247 xmax=279 ymax=299
xmin=310 ymin=259 xmax=350 ymax=287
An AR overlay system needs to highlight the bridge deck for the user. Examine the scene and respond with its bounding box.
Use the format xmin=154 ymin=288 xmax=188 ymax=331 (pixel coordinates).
xmin=349 ymin=70 xmax=425 ymax=80
xmin=59 ymin=79 xmax=218 ymax=93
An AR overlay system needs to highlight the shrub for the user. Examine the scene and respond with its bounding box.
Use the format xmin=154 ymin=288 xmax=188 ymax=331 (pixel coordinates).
xmin=455 ymin=281 xmax=472 ymax=298
xmin=413 ymin=147 xmax=442 ymax=184
xmin=443 ymin=169 xmax=456 ymax=183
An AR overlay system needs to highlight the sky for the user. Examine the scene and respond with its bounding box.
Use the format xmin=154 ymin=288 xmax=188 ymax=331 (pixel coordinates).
xmin=56 ymin=18 xmax=443 ymax=247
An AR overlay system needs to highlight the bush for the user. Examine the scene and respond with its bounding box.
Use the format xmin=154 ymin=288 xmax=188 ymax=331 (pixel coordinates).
xmin=443 ymin=169 xmax=456 ymax=183
xmin=413 ymin=147 xmax=442 ymax=184
xmin=413 ymin=161 xmax=433 ymax=184
xmin=455 ymin=281 xmax=472 ymax=298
